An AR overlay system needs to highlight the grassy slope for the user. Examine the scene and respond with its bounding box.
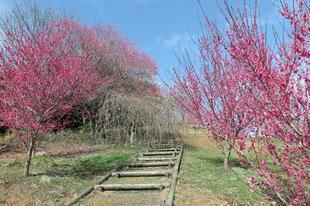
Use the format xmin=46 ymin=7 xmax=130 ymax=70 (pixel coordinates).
xmin=0 ymin=128 xmax=270 ymax=206
xmin=0 ymin=131 xmax=140 ymax=206
xmin=175 ymin=127 xmax=268 ymax=206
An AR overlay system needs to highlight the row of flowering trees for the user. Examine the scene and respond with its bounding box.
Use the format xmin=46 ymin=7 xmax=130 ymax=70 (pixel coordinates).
xmin=0 ymin=5 xmax=158 ymax=177
xmin=171 ymin=0 xmax=309 ymax=205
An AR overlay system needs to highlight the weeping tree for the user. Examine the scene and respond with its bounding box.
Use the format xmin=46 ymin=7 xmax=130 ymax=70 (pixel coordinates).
xmin=91 ymin=91 xmax=179 ymax=145
xmin=79 ymin=26 xmax=161 ymax=143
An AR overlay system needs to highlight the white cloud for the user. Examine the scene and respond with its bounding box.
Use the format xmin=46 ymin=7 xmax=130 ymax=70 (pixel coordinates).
xmin=158 ymin=33 xmax=197 ymax=49
xmin=163 ymin=34 xmax=183 ymax=48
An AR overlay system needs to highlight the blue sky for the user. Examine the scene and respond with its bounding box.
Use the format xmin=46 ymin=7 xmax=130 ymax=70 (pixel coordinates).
xmin=0 ymin=0 xmax=279 ymax=84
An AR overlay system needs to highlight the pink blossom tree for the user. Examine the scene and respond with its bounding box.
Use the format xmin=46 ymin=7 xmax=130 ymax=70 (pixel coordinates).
xmin=81 ymin=25 xmax=159 ymax=141
xmin=224 ymin=1 xmax=309 ymax=204
xmin=171 ymin=0 xmax=309 ymax=204
xmin=94 ymin=25 xmax=158 ymax=93
xmin=0 ymin=18 xmax=102 ymax=176
xmin=170 ymin=20 xmax=253 ymax=170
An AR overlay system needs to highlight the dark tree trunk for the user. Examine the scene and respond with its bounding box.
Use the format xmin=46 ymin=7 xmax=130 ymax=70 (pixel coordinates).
xmin=24 ymin=133 xmax=37 ymax=177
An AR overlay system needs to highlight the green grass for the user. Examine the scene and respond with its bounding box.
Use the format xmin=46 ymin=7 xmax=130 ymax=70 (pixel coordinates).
xmin=1 ymin=126 xmax=268 ymax=205
xmin=181 ymin=148 xmax=263 ymax=204
xmin=178 ymin=127 xmax=267 ymax=205
xmin=46 ymin=152 xmax=133 ymax=178
xmin=5 ymin=149 xmax=136 ymax=177
xmin=41 ymin=129 xmax=91 ymax=144
xmin=0 ymin=144 xmax=139 ymax=206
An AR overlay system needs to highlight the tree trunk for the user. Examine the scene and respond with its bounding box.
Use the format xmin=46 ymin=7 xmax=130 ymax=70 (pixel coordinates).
xmin=223 ymin=145 xmax=232 ymax=170
xmin=130 ymin=124 xmax=135 ymax=145
xmin=31 ymin=144 xmax=36 ymax=158
xmin=90 ymin=119 xmax=98 ymax=144
xmin=24 ymin=134 xmax=37 ymax=177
